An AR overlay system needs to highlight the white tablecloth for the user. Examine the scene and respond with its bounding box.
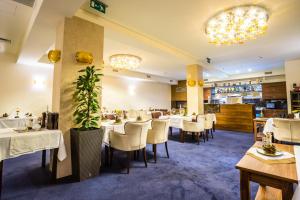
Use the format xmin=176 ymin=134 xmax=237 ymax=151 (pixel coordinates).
xmin=0 ymin=128 xmax=67 ymax=161
xmin=160 ymin=115 xmax=193 ymax=129
xmin=0 ymin=117 xmax=37 ymax=129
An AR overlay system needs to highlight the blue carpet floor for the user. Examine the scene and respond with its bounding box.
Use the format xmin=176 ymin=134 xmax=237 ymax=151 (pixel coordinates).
xmin=2 ymin=130 xmax=258 ymax=200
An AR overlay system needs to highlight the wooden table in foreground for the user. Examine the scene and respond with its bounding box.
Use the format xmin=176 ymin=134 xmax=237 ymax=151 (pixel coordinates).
xmin=236 ymin=142 xmax=298 ymax=200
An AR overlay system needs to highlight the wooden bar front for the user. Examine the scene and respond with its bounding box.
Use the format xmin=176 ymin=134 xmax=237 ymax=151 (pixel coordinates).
xmin=216 ymin=104 xmax=255 ymax=133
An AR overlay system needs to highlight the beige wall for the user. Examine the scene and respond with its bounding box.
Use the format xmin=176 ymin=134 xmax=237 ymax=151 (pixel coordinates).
xmin=102 ymin=76 xmax=171 ymax=111
xmin=285 ymin=59 xmax=300 ymax=112
xmin=0 ymin=53 xmax=53 ymax=116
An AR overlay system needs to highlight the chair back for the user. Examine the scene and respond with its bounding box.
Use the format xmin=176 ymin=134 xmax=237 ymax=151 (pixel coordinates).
xmin=290 ymin=120 xmax=300 ymax=143
xmin=204 ymin=114 xmax=214 ymax=129
xmin=127 ymin=109 xmax=138 ymax=119
xmin=182 ymin=120 xmax=204 ymax=133
xmin=273 ymin=118 xmax=292 ymax=142
xmin=124 ymin=122 xmax=147 ymax=150
xmin=128 ymin=120 xmax=151 ymax=149
xmin=150 ymin=119 xmax=170 ymax=142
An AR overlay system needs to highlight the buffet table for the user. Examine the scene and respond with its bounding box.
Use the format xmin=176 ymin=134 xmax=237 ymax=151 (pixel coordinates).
xmin=0 ymin=128 xmax=67 ymax=198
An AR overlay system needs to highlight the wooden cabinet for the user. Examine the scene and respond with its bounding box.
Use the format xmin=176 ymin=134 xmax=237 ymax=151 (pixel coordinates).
xmin=216 ymin=104 xmax=255 ymax=133
xmin=262 ymin=82 xmax=287 ymax=100
xmin=203 ymin=88 xmax=211 ymax=101
xmin=171 ymin=80 xmax=187 ymax=101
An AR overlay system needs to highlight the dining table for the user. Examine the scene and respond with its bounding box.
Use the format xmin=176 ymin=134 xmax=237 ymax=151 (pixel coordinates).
xmin=0 ymin=128 xmax=67 ymax=199
xmin=236 ymin=142 xmax=298 ymax=200
xmin=0 ymin=116 xmax=37 ymax=129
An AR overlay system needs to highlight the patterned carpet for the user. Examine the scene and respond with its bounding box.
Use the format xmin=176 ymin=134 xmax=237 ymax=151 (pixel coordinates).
xmin=2 ymin=130 xmax=257 ymax=200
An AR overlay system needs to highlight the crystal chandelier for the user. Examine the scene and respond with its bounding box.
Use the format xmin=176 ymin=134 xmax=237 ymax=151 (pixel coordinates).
xmin=109 ymin=54 xmax=142 ymax=70
xmin=205 ymin=5 xmax=269 ymax=45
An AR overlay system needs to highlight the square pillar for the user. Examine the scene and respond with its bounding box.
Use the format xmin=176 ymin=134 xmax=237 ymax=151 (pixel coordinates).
xmin=52 ymin=17 xmax=104 ymax=178
xmin=186 ymin=64 xmax=204 ymax=115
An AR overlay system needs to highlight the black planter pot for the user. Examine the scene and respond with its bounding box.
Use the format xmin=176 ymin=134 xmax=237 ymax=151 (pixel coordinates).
xmin=71 ymin=128 xmax=103 ymax=181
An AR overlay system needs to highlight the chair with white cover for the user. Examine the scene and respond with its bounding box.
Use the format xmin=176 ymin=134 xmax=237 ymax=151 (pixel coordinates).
xmin=182 ymin=118 xmax=205 ymax=145
xmin=127 ymin=109 xmax=138 ymax=119
xmin=290 ymin=120 xmax=300 ymax=143
xmin=147 ymin=119 xmax=170 ymax=163
xmin=109 ymin=121 xmax=148 ymax=174
xmin=204 ymin=114 xmax=214 ymax=140
xmin=273 ymin=118 xmax=292 ymax=143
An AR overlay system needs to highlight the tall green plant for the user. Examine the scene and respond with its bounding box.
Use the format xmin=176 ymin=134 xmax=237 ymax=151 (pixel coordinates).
xmin=73 ymin=66 xmax=102 ymax=130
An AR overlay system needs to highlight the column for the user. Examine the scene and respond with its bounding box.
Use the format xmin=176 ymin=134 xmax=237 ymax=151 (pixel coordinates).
xmin=186 ymin=64 xmax=204 ymax=115
xmin=52 ymin=17 xmax=104 ymax=178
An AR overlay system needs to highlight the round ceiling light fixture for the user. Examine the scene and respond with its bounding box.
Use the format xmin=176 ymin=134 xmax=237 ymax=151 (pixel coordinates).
xmin=205 ymin=5 xmax=269 ymax=45
xmin=109 ymin=54 xmax=142 ymax=70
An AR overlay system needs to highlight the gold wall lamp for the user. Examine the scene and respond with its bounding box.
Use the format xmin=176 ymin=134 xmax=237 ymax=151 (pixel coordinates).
xmin=198 ymin=80 xmax=204 ymax=87
xmin=48 ymin=50 xmax=61 ymax=63
xmin=75 ymin=51 xmax=93 ymax=64
xmin=187 ymin=79 xmax=196 ymax=87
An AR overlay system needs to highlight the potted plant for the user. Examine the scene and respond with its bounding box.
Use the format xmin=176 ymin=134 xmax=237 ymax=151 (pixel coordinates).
xmin=71 ymin=65 xmax=104 ymax=181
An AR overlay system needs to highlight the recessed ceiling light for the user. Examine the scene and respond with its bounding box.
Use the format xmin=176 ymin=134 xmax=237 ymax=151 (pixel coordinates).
xmin=235 ymin=70 xmax=240 ymax=74
xmin=248 ymin=68 xmax=252 ymax=72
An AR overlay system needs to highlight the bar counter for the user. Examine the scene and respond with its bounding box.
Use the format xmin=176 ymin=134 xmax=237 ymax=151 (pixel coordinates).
xmin=215 ymin=104 xmax=255 ymax=133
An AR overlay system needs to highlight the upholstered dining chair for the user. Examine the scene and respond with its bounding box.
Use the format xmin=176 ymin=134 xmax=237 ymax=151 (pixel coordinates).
xmin=290 ymin=120 xmax=300 ymax=143
xmin=182 ymin=118 xmax=205 ymax=145
xmin=109 ymin=121 xmax=148 ymax=174
xmin=273 ymin=118 xmax=292 ymax=143
xmin=127 ymin=109 xmax=138 ymax=119
xmin=204 ymin=114 xmax=214 ymax=141
xmin=147 ymin=119 xmax=170 ymax=163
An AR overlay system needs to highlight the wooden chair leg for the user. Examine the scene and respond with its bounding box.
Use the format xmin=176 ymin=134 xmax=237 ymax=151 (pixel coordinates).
xmin=105 ymin=145 xmax=109 ymax=167
xmin=154 ymin=144 xmax=157 ymax=163
xmin=206 ymin=130 xmax=209 ymax=141
xmin=137 ymin=150 xmax=140 ymax=160
xmin=0 ymin=160 xmax=3 ymax=199
xmin=213 ymin=122 xmax=216 ymax=132
xmin=169 ymin=127 xmax=172 ymax=136
xmin=109 ymin=147 xmax=114 ymax=167
xmin=165 ymin=142 xmax=170 ymax=158
xmin=210 ymin=129 xmax=214 ymax=139
xmin=42 ymin=150 xmax=46 ymax=168
xmin=143 ymin=148 xmax=147 ymax=168
xmin=127 ymin=151 xmax=131 ymax=174
xmin=196 ymin=132 xmax=200 ymax=145
xmin=202 ymin=132 xmax=205 ymax=143
xmin=180 ymin=130 xmax=185 ymax=143
xmin=133 ymin=150 xmax=137 ymax=160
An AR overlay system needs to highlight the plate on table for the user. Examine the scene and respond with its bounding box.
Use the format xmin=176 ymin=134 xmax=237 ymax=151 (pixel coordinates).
xmin=13 ymin=127 xmax=28 ymax=133
xmin=256 ymin=148 xmax=284 ymax=157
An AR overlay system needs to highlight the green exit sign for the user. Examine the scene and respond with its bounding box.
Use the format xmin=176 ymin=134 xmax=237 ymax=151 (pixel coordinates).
xmin=90 ymin=0 xmax=107 ymax=14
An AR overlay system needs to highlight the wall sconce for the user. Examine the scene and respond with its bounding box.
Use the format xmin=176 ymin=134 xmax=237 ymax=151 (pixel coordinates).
xmin=187 ymin=79 xmax=196 ymax=87
xmin=198 ymin=80 xmax=204 ymax=87
xmin=75 ymin=51 xmax=93 ymax=64
xmin=48 ymin=50 xmax=61 ymax=63
xmin=33 ymin=76 xmax=46 ymax=90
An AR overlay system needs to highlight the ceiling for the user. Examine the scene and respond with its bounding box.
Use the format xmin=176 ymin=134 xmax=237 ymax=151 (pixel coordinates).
xmin=0 ymin=0 xmax=32 ymax=54
xmin=98 ymin=0 xmax=300 ymax=80
xmin=1 ymin=0 xmax=299 ymax=82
